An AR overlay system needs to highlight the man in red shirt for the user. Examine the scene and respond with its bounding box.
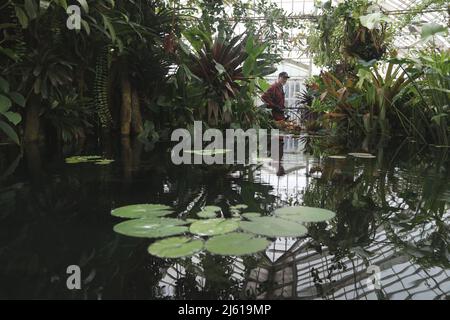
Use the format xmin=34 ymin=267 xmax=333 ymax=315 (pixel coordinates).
xmin=261 ymin=72 xmax=290 ymax=121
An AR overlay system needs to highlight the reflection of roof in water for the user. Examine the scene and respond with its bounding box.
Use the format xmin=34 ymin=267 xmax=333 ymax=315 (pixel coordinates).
xmin=155 ymin=136 xmax=450 ymax=300
xmin=156 ymin=220 xmax=450 ymax=299
xmin=247 ymin=218 xmax=450 ymax=299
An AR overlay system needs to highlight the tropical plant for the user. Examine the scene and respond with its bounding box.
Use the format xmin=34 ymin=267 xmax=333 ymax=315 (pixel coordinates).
xmin=0 ymin=76 xmax=25 ymax=145
xmin=395 ymin=50 xmax=450 ymax=146
xmin=43 ymin=92 xmax=95 ymax=143
xmin=307 ymin=0 xmax=393 ymax=70
xmin=0 ymin=0 xmax=183 ymax=144
xmin=178 ymin=25 xmax=277 ymax=127
xmin=355 ymin=58 xmax=419 ymax=137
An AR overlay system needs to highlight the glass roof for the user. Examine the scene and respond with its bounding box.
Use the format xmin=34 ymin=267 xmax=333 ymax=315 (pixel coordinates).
xmin=228 ymin=0 xmax=449 ymax=73
xmin=178 ymin=0 xmax=448 ymax=76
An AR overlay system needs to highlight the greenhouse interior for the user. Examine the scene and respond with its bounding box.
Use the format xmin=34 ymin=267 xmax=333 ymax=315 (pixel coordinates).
xmin=0 ymin=0 xmax=449 ymax=302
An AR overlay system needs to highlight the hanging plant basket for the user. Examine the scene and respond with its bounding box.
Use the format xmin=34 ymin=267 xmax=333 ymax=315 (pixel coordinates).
xmin=344 ymin=24 xmax=387 ymax=62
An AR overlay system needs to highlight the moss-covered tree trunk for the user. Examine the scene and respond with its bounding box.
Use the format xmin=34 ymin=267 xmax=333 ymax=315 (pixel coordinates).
xmin=121 ymin=74 xmax=132 ymax=136
xmin=24 ymin=94 xmax=41 ymax=143
xmin=131 ymin=88 xmax=144 ymax=136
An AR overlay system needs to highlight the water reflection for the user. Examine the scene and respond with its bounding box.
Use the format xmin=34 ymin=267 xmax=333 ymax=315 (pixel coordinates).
xmin=0 ymin=136 xmax=448 ymax=299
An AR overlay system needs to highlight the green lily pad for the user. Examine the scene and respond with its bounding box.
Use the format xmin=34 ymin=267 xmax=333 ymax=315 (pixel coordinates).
xmin=274 ymin=206 xmax=336 ymax=223
xmin=204 ymin=205 xmax=221 ymax=212
xmin=65 ymin=155 xmax=103 ymax=163
xmin=94 ymin=159 xmax=115 ymax=165
xmin=65 ymin=155 xmax=116 ymax=165
xmin=111 ymin=204 xmax=173 ymax=219
xmin=197 ymin=206 xmax=221 ymax=218
xmin=348 ymin=153 xmax=376 ymax=159
xmin=242 ymin=212 xmax=262 ymax=220
xmin=328 ymin=155 xmax=347 ymax=159
xmin=65 ymin=158 xmax=88 ymax=164
xmin=190 ymin=218 xmax=239 ymax=236
xmin=148 ymin=237 xmax=204 ymax=258
xmin=239 ymin=217 xmax=307 ymax=237
xmin=197 ymin=211 xmax=217 ymax=218
xmin=205 ymin=232 xmax=271 ymax=256
xmin=113 ymin=218 xmax=189 ymax=238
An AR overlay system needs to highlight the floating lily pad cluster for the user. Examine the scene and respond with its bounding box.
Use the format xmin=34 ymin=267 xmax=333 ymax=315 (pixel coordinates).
xmin=65 ymin=155 xmax=115 ymax=165
xmin=112 ymin=204 xmax=336 ymax=259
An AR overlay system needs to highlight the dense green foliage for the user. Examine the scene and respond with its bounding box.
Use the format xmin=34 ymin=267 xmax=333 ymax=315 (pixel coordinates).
xmin=304 ymin=0 xmax=449 ymax=145
xmin=0 ymin=0 xmax=291 ymax=145
xmin=0 ymin=0 xmax=448 ymax=146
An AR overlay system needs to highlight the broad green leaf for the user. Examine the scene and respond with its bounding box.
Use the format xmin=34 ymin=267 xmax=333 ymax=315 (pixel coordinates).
xmin=0 ymin=121 xmax=20 ymax=145
xmin=239 ymin=217 xmax=307 ymax=237
xmin=256 ymin=78 xmax=270 ymax=92
xmin=0 ymin=77 xmax=9 ymax=93
xmin=359 ymin=12 xmax=391 ymax=30
xmin=273 ymin=206 xmax=336 ymax=223
xmin=148 ymin=237 xmax=204 ymax=258
xmin=190 ymin=218 xmax=239 ymax=236
xmin=111 ymin=204 xmax=173 ymax=219
xmin=9 ymin=92 xmax=26 ymax=107
xmin=206 ymin=232 xmax=271 ymax=256
xmin=0 ymin=95 xmax=12 ymax=112
xmin=3 ymin=112 xmax=22 ymax=125
xmin=114 ymin=219 xmax=189 ymax=238
xmin=421 ymin=23 xmax=448 ymax=42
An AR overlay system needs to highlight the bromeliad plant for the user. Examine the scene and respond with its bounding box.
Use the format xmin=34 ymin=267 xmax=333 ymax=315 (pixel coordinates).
xmin=179 ymin=26 xmax=277 ymax=127
xmin=355 ymin=58 xmax=419 ymax=137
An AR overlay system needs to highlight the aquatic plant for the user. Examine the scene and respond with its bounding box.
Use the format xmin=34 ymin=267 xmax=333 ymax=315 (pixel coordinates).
xmin=112 ymin=203 xmax=336 ymax=258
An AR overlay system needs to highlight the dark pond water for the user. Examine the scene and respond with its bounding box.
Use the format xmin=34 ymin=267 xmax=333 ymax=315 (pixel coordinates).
xmin=0 ymin=136 xmax=449 ymax=300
